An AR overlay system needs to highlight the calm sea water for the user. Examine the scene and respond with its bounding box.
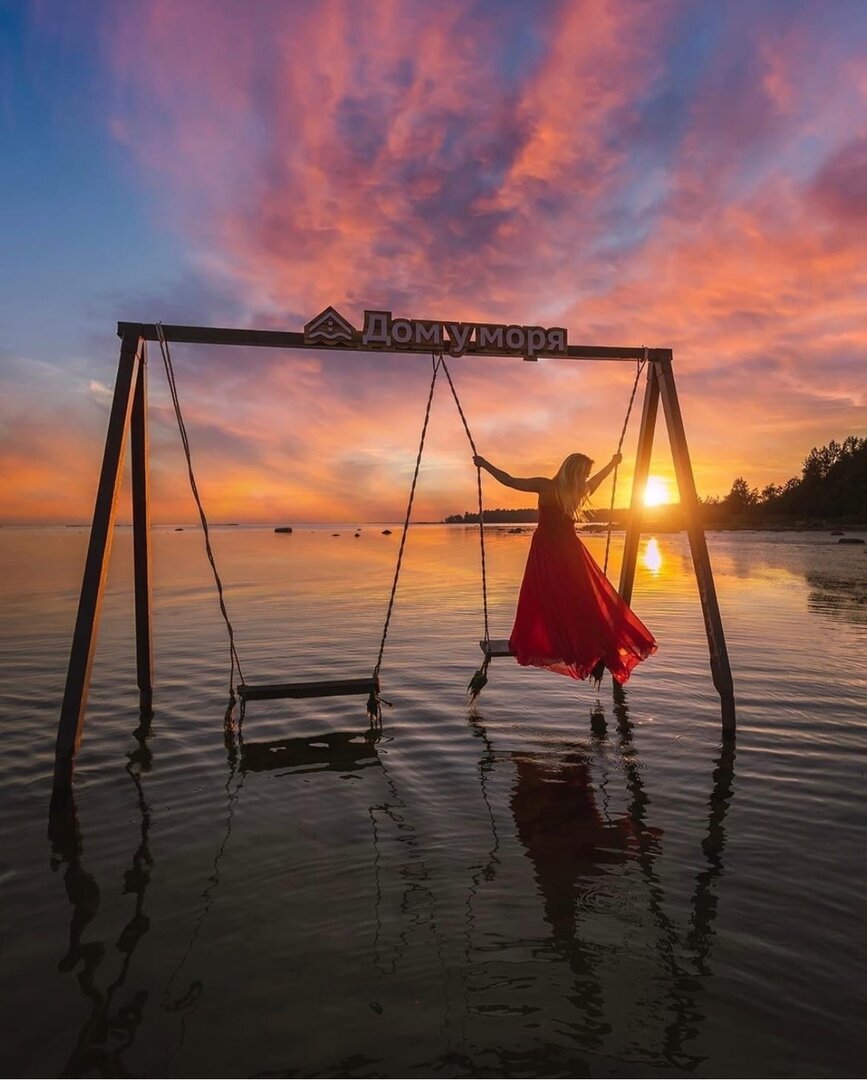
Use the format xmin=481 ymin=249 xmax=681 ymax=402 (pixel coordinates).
xmin=1 ymin=524 xmax=865 ymax=1078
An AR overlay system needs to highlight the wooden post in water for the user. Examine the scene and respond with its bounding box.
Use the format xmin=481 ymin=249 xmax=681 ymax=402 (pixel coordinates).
xmin=656 ymin=356 xmax=736 ymax=738
xmin=619 ymin=362 xmax=661 ymax=607
xmin=52 ymin=330 xmax=144 ymax=811
xmin=130 ymin=345 xmax=153 ymax=714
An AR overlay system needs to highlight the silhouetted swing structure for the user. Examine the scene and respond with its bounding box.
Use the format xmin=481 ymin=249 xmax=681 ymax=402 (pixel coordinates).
xmin=51 ymin=313 xmax=735 ymax=809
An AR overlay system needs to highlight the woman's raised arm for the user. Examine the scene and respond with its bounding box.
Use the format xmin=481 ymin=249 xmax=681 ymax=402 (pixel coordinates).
xmin=586 ymin=453 xmax=622 ymax=496
xmin=473 ymin=456 xmax=550 ymax=494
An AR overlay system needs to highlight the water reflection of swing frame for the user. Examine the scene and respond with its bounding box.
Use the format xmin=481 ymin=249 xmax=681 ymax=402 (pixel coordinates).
xmin=239 ymin=728 xmax=382 ymax=776
xmin=50 ymin=691 xmax=735 ymax=1074
xmin=231 ymin=692 xmax=735 ymax=1069
xmin=48 ymin=716 xmax=154 ymax=1076
xmin=465 ymin=687 xmax=736 ymax=1070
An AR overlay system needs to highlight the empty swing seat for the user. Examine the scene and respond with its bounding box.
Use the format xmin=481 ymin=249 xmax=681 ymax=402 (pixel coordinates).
xmin=237 ymin=677 xmax=377 ymax=703
xmin=480 ymin=639 xmax=514 ymax=658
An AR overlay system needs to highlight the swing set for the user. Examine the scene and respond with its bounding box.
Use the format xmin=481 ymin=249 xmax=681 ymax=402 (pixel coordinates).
xmin=51 ymin=308 xmax=735 ymax=809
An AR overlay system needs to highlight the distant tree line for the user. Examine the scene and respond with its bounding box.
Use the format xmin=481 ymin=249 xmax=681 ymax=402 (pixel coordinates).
xmin=444 ymin=506 xmax=626 ymax=524
xmin=702 ymin=436 xmax=866 ymax=525
xmin=444 ymin=507 xmax=539 ymax=524
xmin=444 ymin=436 xmax=866 ymax=527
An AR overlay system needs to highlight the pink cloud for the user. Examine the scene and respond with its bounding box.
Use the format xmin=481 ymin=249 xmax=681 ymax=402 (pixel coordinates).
xmin=5 ymin=1 xmax=866 ymax=523
xmin=809 ymin=135 xmax=867 ymax=225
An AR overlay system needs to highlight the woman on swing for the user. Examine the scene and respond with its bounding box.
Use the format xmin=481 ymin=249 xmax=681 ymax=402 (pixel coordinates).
xmin=473 ymin=451 xmax=657 ymax=684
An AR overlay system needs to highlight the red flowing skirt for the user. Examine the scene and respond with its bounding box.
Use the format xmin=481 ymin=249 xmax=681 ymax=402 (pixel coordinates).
xmin=509 ymin=526 xmax=657 ymax=684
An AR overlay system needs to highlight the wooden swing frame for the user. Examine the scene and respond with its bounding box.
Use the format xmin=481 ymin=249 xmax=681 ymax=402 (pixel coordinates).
xmin=51 ymin=319 xmax=735 ymax=809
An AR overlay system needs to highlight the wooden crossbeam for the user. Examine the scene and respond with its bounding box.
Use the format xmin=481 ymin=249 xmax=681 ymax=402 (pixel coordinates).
xmin=117 ymin=321 xmax=670 ymax=363
xmin=480 ymin=639 xmax=514 ymax=658
xmin=237 ymin=677 xmax=377 ymax=702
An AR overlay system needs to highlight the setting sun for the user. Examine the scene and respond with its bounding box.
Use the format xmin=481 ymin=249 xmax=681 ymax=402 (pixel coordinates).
xmin=644 ymin=476 xmax=672 ymax=507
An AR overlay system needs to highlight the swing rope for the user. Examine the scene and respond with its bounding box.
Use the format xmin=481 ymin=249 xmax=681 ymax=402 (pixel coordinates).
xmin=438 ymin=356 xmax=490 ymax=643
xmin=602 ymin=348 xmax=648 ymax=578
xmin=436 ymin=356 xmax=492 ymax=700
xmin=369 ymin=354 xmax=442 ymax=721
xmin=155 ymin=323 xmax=246 ymax=698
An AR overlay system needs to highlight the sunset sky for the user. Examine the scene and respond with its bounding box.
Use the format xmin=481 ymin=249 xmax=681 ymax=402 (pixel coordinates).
xmin=2 ymin=0 xmax=865 ymax=524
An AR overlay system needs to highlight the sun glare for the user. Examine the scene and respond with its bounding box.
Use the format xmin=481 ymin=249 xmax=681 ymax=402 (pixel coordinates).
xmin=642 ymin=537 xmax=663 ymax=574
xmin=643 ymin=476 xmax=671 ymax=507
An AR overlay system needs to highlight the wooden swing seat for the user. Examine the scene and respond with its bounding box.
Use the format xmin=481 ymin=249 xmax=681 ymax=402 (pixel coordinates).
xmin=237 ymin=677 xmax=377 ymax=702
xmin=480 ymin=639 xmax=514 ymax=658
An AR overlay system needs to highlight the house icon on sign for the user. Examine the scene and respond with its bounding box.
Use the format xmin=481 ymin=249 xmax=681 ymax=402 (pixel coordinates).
xmin=303 ymin=306 xmax=356 ymax=346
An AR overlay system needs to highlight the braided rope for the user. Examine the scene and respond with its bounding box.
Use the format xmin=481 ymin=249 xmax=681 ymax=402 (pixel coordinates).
xmin=372 ymin=354 xmax=441 ymax=689
xmin=438 ymin=357 xmax=490 ymax=647
xmin=603 ymin=348 xmax=649 ymax=577
xmin=155 ymin=323 xmax=246 ymax=697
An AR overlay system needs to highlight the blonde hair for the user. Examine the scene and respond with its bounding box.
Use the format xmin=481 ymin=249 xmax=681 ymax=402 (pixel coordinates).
xmin=553 ymin=453 xmax=594 ymax=519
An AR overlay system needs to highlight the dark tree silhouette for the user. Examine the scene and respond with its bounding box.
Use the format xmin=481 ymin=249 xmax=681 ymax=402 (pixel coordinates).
xmin=701 ymin=435 xmax=866 ymax=525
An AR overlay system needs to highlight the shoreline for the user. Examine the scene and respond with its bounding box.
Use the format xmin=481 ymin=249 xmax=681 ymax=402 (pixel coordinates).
xmin=1 ymin=521 xmax=865 ymax=535
xmin=448 ymin=519 xmax=867 ymax=534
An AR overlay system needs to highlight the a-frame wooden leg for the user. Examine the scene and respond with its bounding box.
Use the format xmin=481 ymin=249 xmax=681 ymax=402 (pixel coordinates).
xmin=619 ymin=362 xmax=660 ymax=607
xmin=656 ymin=356 xmax=736 ymax=739
xmin=52 ymin=330 xmax=144 ymax=811
xmin=130 ymin=344 xmax=153 ymax=714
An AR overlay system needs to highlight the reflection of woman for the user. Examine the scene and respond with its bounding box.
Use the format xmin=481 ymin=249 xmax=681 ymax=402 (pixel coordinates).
xmin=474 ymin=452 xmax=657 ymax=683
xmin=510 ymin=750 xmax=654 ymax=939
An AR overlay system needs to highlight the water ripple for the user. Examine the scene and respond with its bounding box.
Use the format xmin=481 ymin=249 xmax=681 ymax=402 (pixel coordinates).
xmin=0 ymin=526 xmax=865 ymax=1076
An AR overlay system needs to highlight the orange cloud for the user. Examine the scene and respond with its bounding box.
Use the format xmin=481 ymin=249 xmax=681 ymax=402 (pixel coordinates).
xmin=4 ymin=1 xmax=865 ymax=523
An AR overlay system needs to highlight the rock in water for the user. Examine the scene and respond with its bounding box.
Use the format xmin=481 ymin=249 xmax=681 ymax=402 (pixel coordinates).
xmin=274 ymin=526 xmax=293 ymax=534
xmin=838 ymin=537 xmax=865 ymax=544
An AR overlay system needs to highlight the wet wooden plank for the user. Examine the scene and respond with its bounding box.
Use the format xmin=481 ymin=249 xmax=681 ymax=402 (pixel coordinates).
xmin=237 ymin=677 xmax=377 ymax=702
xmin=480 ymin=639 xmax=513 ymax=657
xmin=618 ymin=362 xmax=660 ymax=607
xmin=130 ymin=350 xmax=153 ymax=712
xmin=53 ymin=329 xmax=144 ymax=810
xmin=656 ymin=355 xmax=736 ymax=738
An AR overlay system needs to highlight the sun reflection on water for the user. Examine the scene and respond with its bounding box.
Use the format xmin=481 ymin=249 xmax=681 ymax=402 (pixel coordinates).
xmin=643 ymin=537 xmax=663 ymax=574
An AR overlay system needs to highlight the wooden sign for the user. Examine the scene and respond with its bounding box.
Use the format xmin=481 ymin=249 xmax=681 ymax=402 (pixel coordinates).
xmin=303 ymin=306 xmax=568 ymax=359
